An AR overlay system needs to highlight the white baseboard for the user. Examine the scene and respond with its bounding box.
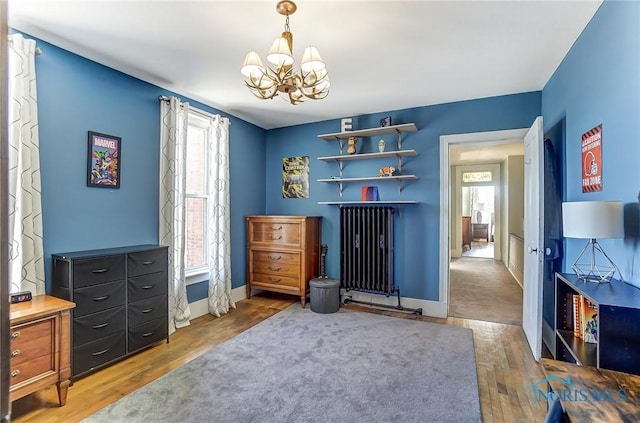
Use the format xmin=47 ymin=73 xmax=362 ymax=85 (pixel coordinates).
xmin=451 ymin=248 xmax=461 ymax=258
xmin=189 ymin=285 xmax=248 ymax=320
xmin=341 ymin=290 xmax=447 ymax=318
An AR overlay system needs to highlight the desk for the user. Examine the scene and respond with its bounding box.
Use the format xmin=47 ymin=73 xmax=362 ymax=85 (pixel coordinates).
xmin=10 ymin=295 xmax=75 ymax=406
xmin=540 ymin=358 xmax=640 ymax=422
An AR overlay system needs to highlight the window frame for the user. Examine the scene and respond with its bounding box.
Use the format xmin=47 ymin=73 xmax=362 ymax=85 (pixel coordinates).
xmin=184 ymin=109 xmax=211 ymax=283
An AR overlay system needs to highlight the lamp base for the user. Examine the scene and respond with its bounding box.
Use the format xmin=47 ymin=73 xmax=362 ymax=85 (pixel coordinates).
xmin=571 ymin=238 xmax=620 ymax=283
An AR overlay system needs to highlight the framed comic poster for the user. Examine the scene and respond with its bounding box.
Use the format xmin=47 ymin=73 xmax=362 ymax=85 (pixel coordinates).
xmin=282 ymin=156 xmax=309 ymax=198
xmin=581 ymin=124 xmax=602 ymax=193
xmin=87 ymin=131 xmax=121 ymax=188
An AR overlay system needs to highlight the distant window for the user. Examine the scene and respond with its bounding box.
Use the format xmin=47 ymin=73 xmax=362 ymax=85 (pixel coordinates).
xmin=185 ymin=112 xmax=210 ymax=273
xmin=462 ymin=171 xmax=492 ymax=183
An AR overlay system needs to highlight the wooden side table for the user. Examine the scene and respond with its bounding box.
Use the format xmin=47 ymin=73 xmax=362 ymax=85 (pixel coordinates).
xmin=9 ymin=295 xmax=75 ymax=406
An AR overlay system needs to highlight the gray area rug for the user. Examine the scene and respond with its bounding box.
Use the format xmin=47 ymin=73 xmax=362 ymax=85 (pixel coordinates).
xmin=83 ymin=304 xmax=481 ymax=423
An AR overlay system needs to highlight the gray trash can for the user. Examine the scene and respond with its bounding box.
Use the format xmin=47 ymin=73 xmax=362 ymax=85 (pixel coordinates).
xmin=309 ymin=278 xmax=340 ymax=314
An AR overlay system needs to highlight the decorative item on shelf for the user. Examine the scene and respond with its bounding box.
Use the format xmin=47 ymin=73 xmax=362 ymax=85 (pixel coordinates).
xmin=347 ymin=136 xmax=358 ymax=155
xmin=562 ymin=200 xmax=624 ymax=282
xmin=379 ymin=166 xmax=395 ymax=177
xmin=240 ymin=1 xmax=330 ymax=105
xmin=378 ymin=139 xmax=385 ymax=153
xmin=341 ymin=118 xmax=352 ymax=133
xmin=361 ymin=186 xmax=379 ymax=201
xmin=380 ymin=116 xmax=392 ymax=127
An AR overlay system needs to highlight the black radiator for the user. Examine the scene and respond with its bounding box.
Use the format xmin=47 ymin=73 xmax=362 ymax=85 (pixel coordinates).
xmin=340 ymin=206 xmax=394 ymax=295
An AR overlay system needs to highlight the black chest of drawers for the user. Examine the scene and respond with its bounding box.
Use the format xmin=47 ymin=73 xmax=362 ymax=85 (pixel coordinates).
xmin=51 ymin=244 xmax=169 ymax=379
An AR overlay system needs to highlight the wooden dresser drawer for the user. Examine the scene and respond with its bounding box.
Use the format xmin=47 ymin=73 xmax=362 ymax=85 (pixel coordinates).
xmin=251 ymin=250 xmax=300 ymax=266
xmin=252 ymin=260 xmax=300 ymax=277
xmin=252 ymin=272 xmax=300 ymax=288
xmin=128 ymin=272 xmax=168 ymax=302
xmin=73 ymin=280 xmax=125 ymax=317
xmin=249 ymin=221 xmax=301 ymax=246
xmin=128 ymin=295 xmax=168 ymax=327
xmin=128 ymin=248 xmax=168 ymax=277
xmin=10 ymin=318 xmax=54 ymax=366
xmin=73 ymin=306 xmax=125 ymax=345
xmin=10 ymin=354 xmax=54 ymax=385
xmin=73 ymin=255 xmax=125 ymax=288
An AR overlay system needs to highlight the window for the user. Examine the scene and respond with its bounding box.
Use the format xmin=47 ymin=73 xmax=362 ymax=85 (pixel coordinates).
xmin=185 ymin=111 xmax=210 ymax=275
xmin=462 ymin=171 xmax=492 ymax=183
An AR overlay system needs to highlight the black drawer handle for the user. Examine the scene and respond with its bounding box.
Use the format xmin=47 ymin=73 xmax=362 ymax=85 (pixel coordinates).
xmin=268 ymin=277 xmax=282 ymax=283
xmin=92 ymin=348 xmax=110 ymax=356
xmin=269 ymin=256 xmax=282 ymax=261
xmin=142 ymin=260 xmax=154 ymax=266
xmin=142 ymin=284 xmax=155 ymax=290
xmin=92 ymin=268 xmax=109 ymax=274
xmin=142 ymin=332 xmax=154 ymax=337
xmin=92 ymin=322 xmax=110 ymax=329
xmin=268 ymin=266 xmax=281 ymax=271
xmin=269 ymin=235 xmax=283 ymax=240
xmin=270 ymin=226 xmax=283 ymax=231
xmin=141 ymin=308 xmax=154 ymax=314
xmin=92 ymin=295 xmax=109 ymax=302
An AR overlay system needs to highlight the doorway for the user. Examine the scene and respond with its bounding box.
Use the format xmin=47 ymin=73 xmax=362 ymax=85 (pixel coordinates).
xmin=439 ymin=129 xmax=527 ymax=326
xmin=462 ymin=185 xmax=495 ymax=259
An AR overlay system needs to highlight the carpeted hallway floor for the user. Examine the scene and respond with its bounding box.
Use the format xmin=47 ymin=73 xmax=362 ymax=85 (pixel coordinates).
xmin=449 ymin=257 xmax=523 ymax=326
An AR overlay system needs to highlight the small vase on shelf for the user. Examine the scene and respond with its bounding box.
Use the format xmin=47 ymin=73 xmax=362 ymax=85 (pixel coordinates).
xmin=378 ymin=139 xmax=385 ymax=153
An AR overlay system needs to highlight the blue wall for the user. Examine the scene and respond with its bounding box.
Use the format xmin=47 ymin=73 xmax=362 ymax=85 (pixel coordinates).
xmin=542 ymin=0 xmax=640 ymax=286
xmin=266 ymin=93 xmax=541 ymax=301
xmin=29 ymin=34 xmax=266 ymax=296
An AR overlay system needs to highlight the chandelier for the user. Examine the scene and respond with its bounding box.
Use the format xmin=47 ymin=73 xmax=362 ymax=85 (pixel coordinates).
xmin=241 ymin=1 xmax=330 ymax=105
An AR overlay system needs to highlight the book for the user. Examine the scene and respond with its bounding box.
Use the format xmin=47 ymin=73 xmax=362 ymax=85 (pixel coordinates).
xmin=580 ymin=295 xmax=598 ymax=344
xmin=572 ymin=294 xmax=581 ymax=338
xmin=360 ymin=186 xmax=379 ymax=201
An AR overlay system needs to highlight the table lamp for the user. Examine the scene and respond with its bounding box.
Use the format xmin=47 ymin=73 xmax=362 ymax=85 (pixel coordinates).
xmin=562 ymin=200 xmax=623 ymax=282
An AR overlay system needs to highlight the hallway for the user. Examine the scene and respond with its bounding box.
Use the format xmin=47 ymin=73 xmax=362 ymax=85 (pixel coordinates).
xmin=449 ymin=257 xmax=523 ymax=326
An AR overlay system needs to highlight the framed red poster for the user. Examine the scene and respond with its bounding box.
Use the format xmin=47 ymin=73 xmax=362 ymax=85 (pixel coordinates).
xmin=581 ymin=124 xmax=602 ymax=192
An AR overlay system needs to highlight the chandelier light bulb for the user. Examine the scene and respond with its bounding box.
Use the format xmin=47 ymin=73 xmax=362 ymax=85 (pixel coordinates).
xmin=241 ymin=51 xmax=266 ymax=77
xmin=267 ymin=37 xmax=294 ymax=66
xmin=300 ymin=46 xmax=326 ymax=72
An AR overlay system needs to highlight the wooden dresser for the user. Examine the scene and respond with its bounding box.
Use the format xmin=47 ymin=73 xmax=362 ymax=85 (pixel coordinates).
xmin=246 ymin=215 xmax=321 ymax=307
xmin=51 ymin=245 xmax=168 ymax=379
xmin=9 ymin=295 xmax=76 ymax=406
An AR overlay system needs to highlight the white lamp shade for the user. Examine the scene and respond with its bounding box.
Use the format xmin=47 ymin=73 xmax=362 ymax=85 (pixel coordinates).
xmin=267 ymin=37 xmax=293 ymax=66
xmin=562 ymin=201 xmax=624 ymax=239
xmin=300 ymin=46 xmax=326 ymax=72
xmin=241 ymin=51 xmax=265 ymax=77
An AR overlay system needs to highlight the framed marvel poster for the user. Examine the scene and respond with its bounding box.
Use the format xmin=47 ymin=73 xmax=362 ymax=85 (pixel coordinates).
xmin=87 ymin=131 xmax=121 ymax=188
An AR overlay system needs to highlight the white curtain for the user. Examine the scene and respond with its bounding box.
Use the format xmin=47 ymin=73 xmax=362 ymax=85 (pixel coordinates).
xmin=207 ymin=115 xmax=235 ymax=317
xmin=8 ymin=34 xmax=45 ymax=295
xmin=159 ymin=96 xmax=191 ymax=334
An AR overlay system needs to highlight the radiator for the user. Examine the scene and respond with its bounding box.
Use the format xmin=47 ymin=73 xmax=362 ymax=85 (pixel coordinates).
xmin=340 ymin=206 xmax=394 ymax=295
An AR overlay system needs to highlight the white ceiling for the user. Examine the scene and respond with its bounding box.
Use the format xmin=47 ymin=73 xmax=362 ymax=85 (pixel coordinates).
xmin=9 ymin=0 xmax=602 ymax=130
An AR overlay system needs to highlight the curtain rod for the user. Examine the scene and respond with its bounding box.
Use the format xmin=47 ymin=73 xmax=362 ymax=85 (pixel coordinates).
xmin=158 ymin=95 xmax=230 ymax=125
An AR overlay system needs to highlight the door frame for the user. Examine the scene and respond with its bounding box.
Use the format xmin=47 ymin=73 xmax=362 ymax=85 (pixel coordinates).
xmin=439 ymin=128 xmax=528 ymax=314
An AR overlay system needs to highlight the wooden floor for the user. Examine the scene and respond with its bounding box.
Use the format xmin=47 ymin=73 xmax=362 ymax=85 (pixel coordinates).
xmin=10 ymin=292 xmax=547 ymax=423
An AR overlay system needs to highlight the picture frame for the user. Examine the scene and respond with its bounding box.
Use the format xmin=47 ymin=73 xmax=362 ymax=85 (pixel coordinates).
xmin=380 ymin=116 xmax=392 ymax=127
xmin=87 ymin=131 xmax=121 ymax=188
